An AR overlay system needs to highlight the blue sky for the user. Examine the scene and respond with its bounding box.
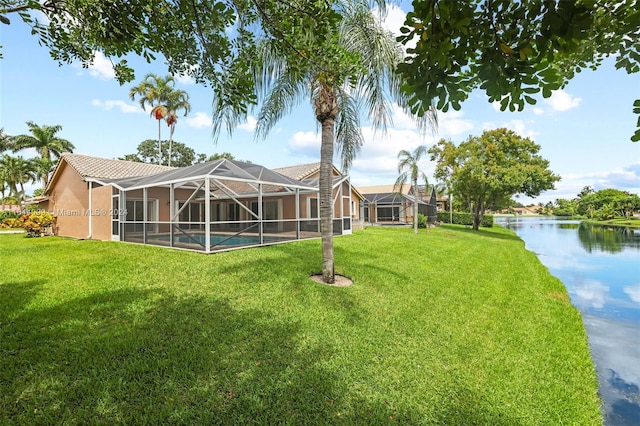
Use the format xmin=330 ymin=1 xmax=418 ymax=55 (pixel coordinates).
xmin=1 ymin=4 xmax=638 ymax=204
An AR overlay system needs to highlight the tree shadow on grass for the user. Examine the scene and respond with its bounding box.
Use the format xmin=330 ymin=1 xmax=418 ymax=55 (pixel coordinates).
xmin=1 ymin=284 xmax=407 ymax=424
xmin=454 ymin=226 xmax=523 ymax=242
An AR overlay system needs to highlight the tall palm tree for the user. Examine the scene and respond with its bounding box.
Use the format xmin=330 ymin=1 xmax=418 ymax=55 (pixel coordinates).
xmin=0 ymin=154 xmax=37 ymax=203
xmin=130 ymin=74 xmax=182 ymax=165
xmin=164 ymin=88 xmax=190 ymax=167
xmin=394 ymin=145 xmax=429 ymax=234
xmin=212 ymin=1 xmax=436 ymax=283
xmin=12 ymin=122 xmax=75 ymax=187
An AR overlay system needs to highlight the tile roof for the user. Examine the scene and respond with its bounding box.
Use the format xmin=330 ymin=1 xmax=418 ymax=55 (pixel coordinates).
xmin=272 ymin=162 xmax=321 ymax=180
xmin=358 ymin=184 xmax=412 ymax=195
xmin=61 ymin=153 xmax=175 ymax=179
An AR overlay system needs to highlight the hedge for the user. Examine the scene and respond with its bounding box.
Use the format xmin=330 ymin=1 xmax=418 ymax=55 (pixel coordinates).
xmin=437 ymin=211 xmax=494 ymax=228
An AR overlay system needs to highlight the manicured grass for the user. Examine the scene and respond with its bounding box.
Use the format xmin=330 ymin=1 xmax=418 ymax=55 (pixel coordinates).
xmin=0 ymin=226 xmax=601 ymax=424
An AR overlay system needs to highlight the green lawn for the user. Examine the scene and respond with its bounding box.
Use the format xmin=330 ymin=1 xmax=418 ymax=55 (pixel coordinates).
xmin=0 ymin=226 xmax=601 ymax=424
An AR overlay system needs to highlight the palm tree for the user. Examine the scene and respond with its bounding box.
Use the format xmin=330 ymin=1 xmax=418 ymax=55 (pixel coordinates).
xmin=0 ymin=128 xmax=11 ymax=152
xmin=12 ymin=122 xmax=75 ymax=187
xmin=130 ymin=74 xmax=184 ymax=165
xmin=0 ymin=154 xmax=37 ymax=203
xmin=394 ymin=146 xmax=430 ymax=234
xmin=212 ymin=1 xmax=436 ymax=283
xmin=164 ymin=88 xmax=191 ymax=167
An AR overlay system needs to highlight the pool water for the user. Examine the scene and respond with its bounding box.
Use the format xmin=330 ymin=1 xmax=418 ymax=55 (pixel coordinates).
xmin=161 ymin=233 xmax=282 ymax=246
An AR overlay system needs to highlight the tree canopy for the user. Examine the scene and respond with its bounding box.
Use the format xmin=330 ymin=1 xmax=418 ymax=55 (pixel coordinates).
xmin=430 ymin=128 xmax=560 ymax=230
xmin=396 ymin=0 xmax=640 ymax=141
xmin=119 ymin=140 xmax=234 ymax=167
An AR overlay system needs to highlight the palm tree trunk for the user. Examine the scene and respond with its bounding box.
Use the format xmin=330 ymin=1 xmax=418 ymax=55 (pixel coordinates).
xmin=157 ymin=119 xmax=162 ymax=165
xmin=168 ymin=124 xmax=175 ymax=167
xmin=320 ymin=117 xmax=335 ymax=284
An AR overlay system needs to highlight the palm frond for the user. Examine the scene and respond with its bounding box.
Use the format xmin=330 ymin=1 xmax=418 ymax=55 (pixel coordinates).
xmin=334 ymin=88 xmax=364 ymax=172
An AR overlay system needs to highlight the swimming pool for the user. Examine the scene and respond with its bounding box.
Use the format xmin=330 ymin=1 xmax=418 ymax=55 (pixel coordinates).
xmin=156 ymin=233 xmax=285 ymax=247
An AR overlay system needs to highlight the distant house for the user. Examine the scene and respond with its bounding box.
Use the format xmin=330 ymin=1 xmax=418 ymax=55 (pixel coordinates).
xmin=512 ymin=206 xmax=539 ymax=215
xmin=357 ymin=183 xmax=437 ymax=225
xmin=38 ymin=154 xmax=360 ymax=252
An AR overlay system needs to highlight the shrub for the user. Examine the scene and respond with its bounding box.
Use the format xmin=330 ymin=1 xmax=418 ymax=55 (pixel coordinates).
xmin=417 ymin=214 xmax=427 ymax=228
xmin=22 ymin=211 xmax=55 ymax=237
xmin=1 ymin=217 xmax=24 ymax=229
xmin=0 ymin=210 xmax=21 ymax=222
xmin=437 ymin=211 xmax=494 ymax=228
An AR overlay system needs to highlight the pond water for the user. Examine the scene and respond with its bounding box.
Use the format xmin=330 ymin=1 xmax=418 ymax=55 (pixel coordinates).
xmin=497 ymin=216 xmax=640 ymax=425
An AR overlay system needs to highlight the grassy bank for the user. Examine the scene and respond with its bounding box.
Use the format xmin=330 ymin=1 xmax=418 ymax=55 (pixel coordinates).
xmin=581 ymin=217 xmax=640 ymax=228
xmin=0 ymin=226 xmax=601 ymax=424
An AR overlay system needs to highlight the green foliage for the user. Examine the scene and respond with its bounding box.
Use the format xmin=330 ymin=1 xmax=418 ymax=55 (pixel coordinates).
xmin=21 ymin=211 xmax=54 ymax=236
xmin=437 ymin=211 xmax=494 ymax=228
xmin=397 ymin=0 xmax=640 ymax=141
xmin=417 ymin=213 xmax=427 ymax=228
xmin=0 ymin=226 xmax=601 ymax=423
xmin=430 ymin=128 xmax=559 ymax=230
xmin=553 ymin=198 xmax=578 ymax=217
xmin=120 ymin=140 xmax=195 ymax=167
xmin=576 ymin=188 xmax=640 ymax=219
xmin=0 ymin=210 xmax=20 ymax=221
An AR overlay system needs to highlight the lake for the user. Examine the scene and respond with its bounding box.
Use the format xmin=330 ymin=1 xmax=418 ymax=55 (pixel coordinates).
xmin=497 ymin=216 xmax=640 ymax=425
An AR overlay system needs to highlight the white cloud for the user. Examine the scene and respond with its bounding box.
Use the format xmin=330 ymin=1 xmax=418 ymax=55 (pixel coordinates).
xmin=185 ymin=112 xmax=212 ymax=129
xmin=623 ymin=285 xmax=640 ymax=304
xmin=573 ymin=279 xmax=609 ymax=309
xmin=174 ymin=73 xmax=195 ymax=85
xmin=377 ymin=4 xmax=407 ymax=36
xmin=88 ymin=52 xmax=115 ymax=80
xmin=288 ymin=131 xmax=320 ymax=157
xmin=91 ymin=99 xmax=140 ymax=114
xmin=438 ymin=110 xmax=474 ymax=138
xmin=481 ymin=119 xmax=538 ymax=139
xmin=545 ymin=90 xmax=581 ymax=112
xmin=533 ymin=107 xmax=544 ymax=115
xmin=238 ymin=116 xmax=258 ymax=132
xmin=173 ymin=64 xmax=198 ymax=85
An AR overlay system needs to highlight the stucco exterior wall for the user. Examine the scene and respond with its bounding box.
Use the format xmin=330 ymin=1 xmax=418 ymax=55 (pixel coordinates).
xmin=90 ymin=184 xmax=113 ymax=241
xmin=46 ymin=162 xmax=90 ymax=239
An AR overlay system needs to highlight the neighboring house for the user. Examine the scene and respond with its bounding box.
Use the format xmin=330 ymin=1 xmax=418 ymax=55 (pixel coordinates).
xmin=512 ymin=206 xmax=539 ymax=215
xmin=39 ymin=154 xmax=359 ymax=252
xmin=273 ymin=162 xmax=365 ymax=231
xmin=358 ymin=184 xmax=437 ymax=225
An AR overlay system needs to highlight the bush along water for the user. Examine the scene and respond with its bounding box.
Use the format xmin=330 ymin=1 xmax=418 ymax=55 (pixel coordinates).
xmin=437 ymin=211 xmax=494 ymax=228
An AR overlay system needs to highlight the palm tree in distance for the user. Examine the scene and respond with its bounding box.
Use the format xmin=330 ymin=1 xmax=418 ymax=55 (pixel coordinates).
xmin=394 ymin=145 xmax=430 ymax=234
xmin=0 ymin=154 xmax=37 ymax=203
xmin=12 ymin=122 xmax=75 ymax=187
xmin=164 ymin=88 xmax=191 ymax=167
xmin=211 ymin=1 xmax=436 ymax=283
xmin=130 ymin=74 xmax=179 ymax=165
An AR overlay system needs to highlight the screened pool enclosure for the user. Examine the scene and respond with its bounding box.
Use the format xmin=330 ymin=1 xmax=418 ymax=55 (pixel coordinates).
xmin=101 ymin=159 xmax=353 ymax=252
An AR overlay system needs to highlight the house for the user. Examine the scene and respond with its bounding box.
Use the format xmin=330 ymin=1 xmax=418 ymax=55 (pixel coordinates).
xmin=273 ymin=162 xmax=365 ymax=231
xmin=358 ymin=183 xmax=437 ymax=225
xmin=38 ymin=154 xmax=359 ymax=252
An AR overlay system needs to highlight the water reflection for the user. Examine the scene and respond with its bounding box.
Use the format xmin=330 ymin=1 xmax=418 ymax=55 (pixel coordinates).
xmin=497 ymin=216 xmax=640 ymax=425
xmin=578 ymin=223 xmax=640 ymax=254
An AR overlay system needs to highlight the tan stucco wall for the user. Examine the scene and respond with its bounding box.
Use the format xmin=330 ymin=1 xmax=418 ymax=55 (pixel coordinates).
xmin=46 ymin=162 xmax=90 ymax=239
xmin=90 ymin=184 xmax=113 ymax=241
